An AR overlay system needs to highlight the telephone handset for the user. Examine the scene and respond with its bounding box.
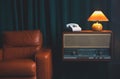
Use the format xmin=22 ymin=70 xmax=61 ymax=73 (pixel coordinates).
xmin=66 ymin=23 xmax=82 ymax=32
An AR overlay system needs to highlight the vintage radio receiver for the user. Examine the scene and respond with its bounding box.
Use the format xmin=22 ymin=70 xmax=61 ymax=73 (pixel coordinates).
xmin=63 ymin=30 xmax=112 ymax=61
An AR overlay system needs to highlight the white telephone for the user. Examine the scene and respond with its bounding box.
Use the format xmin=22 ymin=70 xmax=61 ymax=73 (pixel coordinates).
xmin=66 ymin=23 xmax=82 ymax=32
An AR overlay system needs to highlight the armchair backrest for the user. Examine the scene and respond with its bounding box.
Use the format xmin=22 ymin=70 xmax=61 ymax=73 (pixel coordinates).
xmin=3 ymin=30 xmax=42 ymax=60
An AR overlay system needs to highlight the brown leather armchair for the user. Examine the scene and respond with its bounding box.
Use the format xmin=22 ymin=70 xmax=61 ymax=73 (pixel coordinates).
xmin=0 ymin=30 xmax=52 ymax=79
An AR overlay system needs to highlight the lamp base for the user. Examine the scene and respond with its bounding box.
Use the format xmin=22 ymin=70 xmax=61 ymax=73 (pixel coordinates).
xmin=92 ymin=22 xmax=103 ymax=31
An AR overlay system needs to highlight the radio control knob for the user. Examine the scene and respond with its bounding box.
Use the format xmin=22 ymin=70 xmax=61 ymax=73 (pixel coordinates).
xmin=72 ymin=51 xmax=76 ymax=55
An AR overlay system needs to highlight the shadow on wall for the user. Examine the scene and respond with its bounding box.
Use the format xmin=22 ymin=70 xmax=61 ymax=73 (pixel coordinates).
xmin=111 ymin=0 xmax=120 ymax=60
xmin=0 ymin=33 xmax=3 ymax=48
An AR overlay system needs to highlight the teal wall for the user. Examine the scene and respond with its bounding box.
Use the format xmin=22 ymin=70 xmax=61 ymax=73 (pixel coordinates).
xmin=0 ymin=0 xmax=111 ymax=31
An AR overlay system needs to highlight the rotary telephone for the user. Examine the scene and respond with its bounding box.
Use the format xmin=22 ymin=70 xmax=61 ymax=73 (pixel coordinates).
xmin=66 ymin=23 xmax=82 ymax=32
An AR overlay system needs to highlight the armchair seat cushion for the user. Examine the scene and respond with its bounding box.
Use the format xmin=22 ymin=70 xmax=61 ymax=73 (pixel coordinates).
xmin=0 ymin=59 xmax=36 ymax=77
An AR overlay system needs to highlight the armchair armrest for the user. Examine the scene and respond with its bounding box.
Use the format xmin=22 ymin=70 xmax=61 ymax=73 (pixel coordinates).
xmin=35 ymin=48 xmax=52 ymax=79
xmin=0 ymin=48 xmax=3 ymax=61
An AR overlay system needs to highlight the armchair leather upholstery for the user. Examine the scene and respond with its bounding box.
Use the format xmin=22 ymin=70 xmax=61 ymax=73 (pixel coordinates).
xmin=0 ymin=30 xmax=52 ymax=79
xmin=0 ymin=49 xmax=2 ymax=61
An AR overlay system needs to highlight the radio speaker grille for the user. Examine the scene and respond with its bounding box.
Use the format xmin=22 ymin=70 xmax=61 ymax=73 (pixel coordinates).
xmin=63 ymin=33 xmax=111 ymax=48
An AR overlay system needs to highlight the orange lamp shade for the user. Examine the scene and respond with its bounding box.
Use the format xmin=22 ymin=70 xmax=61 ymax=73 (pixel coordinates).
xmin=88 ymin=10 xmax=109 ymax=21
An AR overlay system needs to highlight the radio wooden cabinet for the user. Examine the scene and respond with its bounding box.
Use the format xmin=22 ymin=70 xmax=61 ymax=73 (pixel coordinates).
xmin=62 ymin=30 xmax=113 ymax=61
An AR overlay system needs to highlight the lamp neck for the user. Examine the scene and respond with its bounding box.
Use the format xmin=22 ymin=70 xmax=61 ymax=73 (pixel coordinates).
xmin=96 ymin=21 xmax=100 ymax=24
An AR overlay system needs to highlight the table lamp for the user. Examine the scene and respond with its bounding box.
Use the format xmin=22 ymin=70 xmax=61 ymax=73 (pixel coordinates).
xmin=88 ymin=10 xmax=109 ymax=31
